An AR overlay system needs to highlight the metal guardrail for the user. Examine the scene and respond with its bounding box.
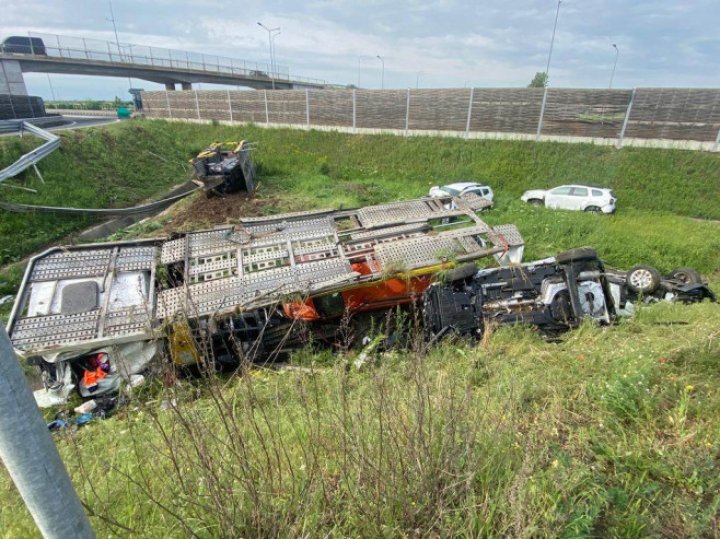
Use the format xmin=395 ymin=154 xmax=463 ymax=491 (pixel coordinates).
xmin=0 ymin=32 xmax=327 ymax=86
xmin=0 ymin=120 xmax=60 ymax=184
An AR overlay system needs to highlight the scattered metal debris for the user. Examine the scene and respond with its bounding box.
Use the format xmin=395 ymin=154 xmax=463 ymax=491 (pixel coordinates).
xmin=0 ymin=120 xmax=59 ymax=185
xmin=191 ymin=140 xmax=257 ymax=195
xmin=0 ymin=181 xmax=200 ymax=216
xmin=423 ymin=247 xmax=715 ymax=338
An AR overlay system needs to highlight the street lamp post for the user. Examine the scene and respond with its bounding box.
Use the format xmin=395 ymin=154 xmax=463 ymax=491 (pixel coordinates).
xmin=258 ymin=22 xmax=280 ymax=90
xmin=416 ymin=71 xmax=422 ymax=89
xmin=536 ymin=0 xmax=562 ymax=140
xmin=376 ymin=55 xmax=385 ymax=89
xmin=609 ymin=43 xmax=619 ymax=88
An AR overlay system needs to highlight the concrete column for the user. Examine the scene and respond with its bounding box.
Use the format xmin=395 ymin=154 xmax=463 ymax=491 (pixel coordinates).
xmin=181 ymin=82 xmax=192 ymax=90
xmin=0 ymin=60 xmax=28 ymax=96
xmin=164 ymin=82 xmax=176 ymax=91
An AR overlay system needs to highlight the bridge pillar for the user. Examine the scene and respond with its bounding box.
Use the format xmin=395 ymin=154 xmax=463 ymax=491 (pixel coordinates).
xmin=164 ymin=82 xmax=176 ymax=91
xmin=0 ymin=60 xmax=28 ymax=96
xmin=181 ymin=82 xmax=192 ymax=90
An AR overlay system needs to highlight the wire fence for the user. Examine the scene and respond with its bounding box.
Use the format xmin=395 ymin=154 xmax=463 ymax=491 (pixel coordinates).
xmin=0 ymin=31 xmax=326 ymax=85
xmin=141 ymin=87 xmax=720 ymax=151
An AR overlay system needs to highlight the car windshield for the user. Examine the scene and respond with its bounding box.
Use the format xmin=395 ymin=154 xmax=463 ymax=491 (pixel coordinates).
xmin=442 ymin=186 xmax=462 ymax=196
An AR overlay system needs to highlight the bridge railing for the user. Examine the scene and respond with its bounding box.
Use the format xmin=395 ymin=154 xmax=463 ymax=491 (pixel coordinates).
xmin=1 ymin=32 xmax=326 ymax=85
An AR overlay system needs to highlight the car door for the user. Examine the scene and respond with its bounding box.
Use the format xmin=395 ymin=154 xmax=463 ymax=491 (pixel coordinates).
xmin=568 ymin=187 xmax=589 ymax=210
xmin=545 ymin=186 xmax=573 ymax=209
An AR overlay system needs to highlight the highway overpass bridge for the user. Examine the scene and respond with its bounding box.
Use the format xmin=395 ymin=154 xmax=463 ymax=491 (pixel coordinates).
xmin=0 ymin=32 xmax=337 ymax=95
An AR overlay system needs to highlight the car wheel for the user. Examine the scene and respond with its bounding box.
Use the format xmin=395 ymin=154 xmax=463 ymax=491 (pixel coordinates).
xmin=443 ymin=263 xmax=478 ymax=282
xmin=626 ymin=265 xmax=661 ymax=294
xmin=666 ymin=267 xmax=702 ymax=284
xmin=528 ymin=199 xmax=544 ymax=207
xmin=556 ymin=247 xmax=599 ymax=264
xmin=584 ymin=206 xmax=601 ymax=213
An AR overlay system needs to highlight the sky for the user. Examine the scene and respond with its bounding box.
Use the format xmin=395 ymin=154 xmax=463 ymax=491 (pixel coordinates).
xmin=2 ymin=0 xmax=719 ymax=100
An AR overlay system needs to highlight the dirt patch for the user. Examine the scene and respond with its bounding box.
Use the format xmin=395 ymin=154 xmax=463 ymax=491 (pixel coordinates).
xmin=161 ymin=191 xmax=281 ymax=232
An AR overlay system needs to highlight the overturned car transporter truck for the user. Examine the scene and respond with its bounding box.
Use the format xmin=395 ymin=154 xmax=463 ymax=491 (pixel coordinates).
xmin=6 ymin=194 xmax=522 ymax=395
xmin=6 ymin=193 xmax=714 ymax=406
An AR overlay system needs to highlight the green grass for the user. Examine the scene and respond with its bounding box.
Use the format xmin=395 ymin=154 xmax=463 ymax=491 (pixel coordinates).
xmin=1 ymin=120 xmax=719 ymax=537
xmin=2 ymin=119 xmax=719 ymax=269
xmin=1 ymin=303 xmax=719 ymax=537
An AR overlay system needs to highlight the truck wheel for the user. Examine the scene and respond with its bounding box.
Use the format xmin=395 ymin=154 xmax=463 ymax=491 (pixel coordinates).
xmin=556 ymin=247 xmax=599 ymax=264
xmin=443 ymin=263 xmax=477 ymax=282
xmin=627 ymin=265 xmax=661 ymax=294
xmin=666 ymin=267 xmax=702 ymax=284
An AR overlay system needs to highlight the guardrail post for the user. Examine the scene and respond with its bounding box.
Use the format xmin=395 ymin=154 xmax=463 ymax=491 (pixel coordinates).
xmin=0 ymin=326 xmax=96 ymax=539
xmin=227 ymin=89 xmax=233 ymax=122
xmin=617 ymin=87 xmax=636 ymax=149
xmin=264 ymin=90 xmax=269 ymax=124
xmin=305 ymin=89 xmax=310 ymax=127
xmin=405 ymin=89 xmax=411 ymax=135
xmin=165 ymin=90 xmax=172 ymax=119
xmin=713 ymin=127 xmax=720 ymax=152
xmin=352 ymin=89 xmax=357 ymax=132
xmin=194 ymin=90 xmax=201 ymax=120
xmin=536 ymin=86 xmax=549 ymax=141
xmin=465 ymin=87 xmax=474 ymax=138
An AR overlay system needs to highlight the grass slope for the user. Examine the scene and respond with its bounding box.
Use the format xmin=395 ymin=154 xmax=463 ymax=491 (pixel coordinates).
xmin=0 ymin=121 xmax=719 ymax=537
xmin=1 ymin=304 xmax=719 ymax=537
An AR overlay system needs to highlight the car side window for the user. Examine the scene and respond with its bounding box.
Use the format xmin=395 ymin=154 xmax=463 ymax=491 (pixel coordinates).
xmin=481 ymin=189 xmax=489 ymax=196
xmin=592 ymin=189 xmax=603 ymax=197
xmin=550 ymin=186 xmax=572 ymax=195
xmin=571 ymin=187 xmax=588 ymax=197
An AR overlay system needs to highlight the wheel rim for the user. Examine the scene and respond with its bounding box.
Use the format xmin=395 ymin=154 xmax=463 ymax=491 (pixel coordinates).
xmin=630 ymin=269 xmax=653 ymax=290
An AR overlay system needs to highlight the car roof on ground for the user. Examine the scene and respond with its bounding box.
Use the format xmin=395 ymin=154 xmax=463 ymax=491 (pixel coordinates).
xmin=441 ymin=182 xmax=489 ymax=190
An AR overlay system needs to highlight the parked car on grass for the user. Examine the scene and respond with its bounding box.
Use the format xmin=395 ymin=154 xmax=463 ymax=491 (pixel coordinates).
xmin=429 ymin=182 xmax=494 ymax=203
xmin=521 ymin=184 xmax=616 ymax=213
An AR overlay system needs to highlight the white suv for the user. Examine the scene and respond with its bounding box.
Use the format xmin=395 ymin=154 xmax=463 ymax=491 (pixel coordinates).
xmin=521 ymin=184 xmax=616 ymax=213
xmin=429 ymin=182 xmax=494 ymax=203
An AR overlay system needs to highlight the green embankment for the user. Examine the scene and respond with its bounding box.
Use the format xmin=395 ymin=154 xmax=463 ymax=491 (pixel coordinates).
xmin=1 ymin=120 xmax=719 ymax=293
xmin=0 ymin=120 xmax=719 ymax=537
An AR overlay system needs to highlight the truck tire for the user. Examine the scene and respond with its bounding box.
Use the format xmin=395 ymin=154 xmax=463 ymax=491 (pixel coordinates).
xmin=627 ymin=265 xmax=661 ymax=294
xmin=556 ymin=247 xmax=599 ymax=264
xmin=666 ymin=267 xmax=702 ymax=284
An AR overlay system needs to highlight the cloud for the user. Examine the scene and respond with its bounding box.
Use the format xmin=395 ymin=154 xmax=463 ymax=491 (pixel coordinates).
xmin=1 ymin=0 xmax=718 ymax=99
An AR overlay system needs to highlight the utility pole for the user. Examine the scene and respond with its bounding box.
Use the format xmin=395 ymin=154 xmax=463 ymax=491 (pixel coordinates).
xmin=416 ymin=71 xmax=422 ymax=89
xmin=609 ymin=43 xmax=619 ymax=88
xmin=376 ymin=55 xmax=385 ymax=89
xmin=0 ymin=326 xmax=95 ymax=539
